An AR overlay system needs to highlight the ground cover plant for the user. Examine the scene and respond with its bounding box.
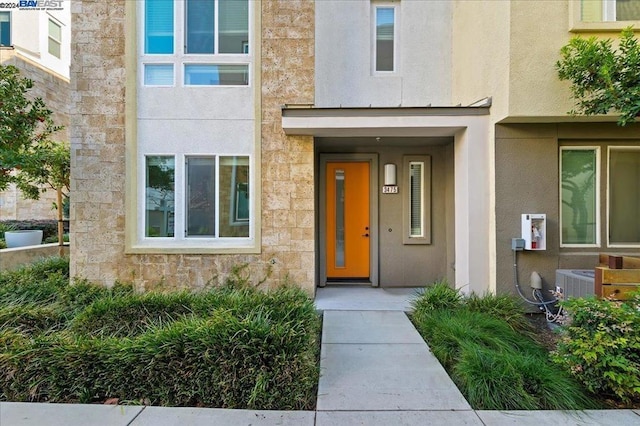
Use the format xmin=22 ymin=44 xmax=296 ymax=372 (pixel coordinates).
xmin=0 ymin=258 xmax=320 ymax=409
xmin=552 ymin=295 xmax=640 ymax=407
xmin=410 ymin=281 xmax=597 ymax=410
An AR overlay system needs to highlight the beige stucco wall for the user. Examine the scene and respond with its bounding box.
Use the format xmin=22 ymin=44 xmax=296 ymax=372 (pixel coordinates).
xmin=454 ymin=0 xmax=639 ymax=120
xmin=508 ymin=1 xmax=576 ymax=117
xmin=451 ymin=0 xmax=510 ymax=120
xmin=71 ymin=0 xmax=315 ymax=292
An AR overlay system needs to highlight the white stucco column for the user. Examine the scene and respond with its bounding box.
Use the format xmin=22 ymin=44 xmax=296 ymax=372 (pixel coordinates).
xmin=454 ymin=117 xmax=492 ymax=295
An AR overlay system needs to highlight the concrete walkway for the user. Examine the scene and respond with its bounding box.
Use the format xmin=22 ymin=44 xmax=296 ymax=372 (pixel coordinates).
xmin=2 ymin=287 xmax=640 ymax=425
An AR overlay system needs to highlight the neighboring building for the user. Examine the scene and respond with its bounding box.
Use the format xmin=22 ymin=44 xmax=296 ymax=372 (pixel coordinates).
xmin=71 ymin=0 xmax=640 ymax=298
xmin=0 ymin=1 xmax=70 ymax=221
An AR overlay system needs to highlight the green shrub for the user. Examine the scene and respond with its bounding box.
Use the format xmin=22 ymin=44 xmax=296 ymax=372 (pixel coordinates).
xmin=71 ymin=291 xmax=198 ymax=337
xmin=0 ymin=257 xmax=320 ymax=410
xmin=0 ymin=257 xmax=70 ymax=306
xmin=0 ymin=304 xmax=68 ymax=336
xmin=1 ymin=290 xmax=320 ymax=409
xmin=411 ymin=280 xmax=462 ymax=312
xmin=411 ymin=282 xmax=595 ymax=410
xmin=552 ymin=296 xmax=640 ymax=404
xmin=453 ymin=343 xmax=595 ymax=410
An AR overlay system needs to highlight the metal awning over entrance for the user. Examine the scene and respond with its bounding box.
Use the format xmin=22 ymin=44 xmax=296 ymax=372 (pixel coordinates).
xmin=281 ymin=102 xmax=491 ymax=138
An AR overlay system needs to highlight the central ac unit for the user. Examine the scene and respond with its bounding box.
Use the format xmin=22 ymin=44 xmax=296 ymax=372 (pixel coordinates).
xmin=555 ymin=269 xmax=595 ymax=299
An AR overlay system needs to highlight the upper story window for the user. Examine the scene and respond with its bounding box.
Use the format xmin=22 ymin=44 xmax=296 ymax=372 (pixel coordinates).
xmin=373 ymin=2 xmax=398 ymax=73
xmin=0 ymin=11 xmax=10 ymax=47
xmin=48 ymin=19 xmax=62 ymax=58
xmin=142 ymin=0 xmax=250 ymax=86
xmin=581 ymin=0 xmax=640 ymax=22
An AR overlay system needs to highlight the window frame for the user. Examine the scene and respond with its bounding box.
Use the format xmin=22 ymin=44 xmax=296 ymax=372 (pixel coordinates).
xmin=139 ymin=0 xmax=251 ymax=87
xmin=607 ymin=145 xmax=640 ymax=248
xmin=571 ymin=0 xmax=640 ymax=32
xmin=0 ymin=11 xmax=11 ymax=47
xmin=403 ymin=155 xmax=431 ymax=245
xmin=372 ymin=1 xmax=399 ymax=74
xmin=559 ymin=146 xmax=601 ymax=248
xmin=47 ymin=18 xmax=62 ymax=59
xmin=141 ymin=153 xmax=253 ymax=245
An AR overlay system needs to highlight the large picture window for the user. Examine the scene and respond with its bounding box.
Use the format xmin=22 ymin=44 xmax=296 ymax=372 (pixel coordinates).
xmin=560 ymin=145 xmax=640 ymax=248
xmin=144 ymin=155 xmax=250 ymax=241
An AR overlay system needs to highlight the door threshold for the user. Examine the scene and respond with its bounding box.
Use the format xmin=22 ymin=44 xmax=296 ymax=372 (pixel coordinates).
xmin=324 ymin=278 xmax=372 ymax=286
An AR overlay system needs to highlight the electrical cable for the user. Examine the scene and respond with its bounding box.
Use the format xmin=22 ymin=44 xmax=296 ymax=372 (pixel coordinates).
xmin=512 ymin=249 xmax=557 ymax=307
xmin=512 ymin=249 xmax=565 ymax=323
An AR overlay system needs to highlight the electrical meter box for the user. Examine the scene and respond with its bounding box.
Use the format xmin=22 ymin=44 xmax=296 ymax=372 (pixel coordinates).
xmin=521 ymin=214 xmax=546 ymax=250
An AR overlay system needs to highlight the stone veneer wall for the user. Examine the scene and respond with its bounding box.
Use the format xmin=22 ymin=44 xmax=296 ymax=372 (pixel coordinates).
xmin=0 ymin=51 xmax=69 ymax=221
xmin=71 ymin=0 xmax=315 ymax=293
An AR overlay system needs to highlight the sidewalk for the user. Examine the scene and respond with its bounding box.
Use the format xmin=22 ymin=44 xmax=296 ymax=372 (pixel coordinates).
xmin=2 ymin=287 xmax=640 ymax=425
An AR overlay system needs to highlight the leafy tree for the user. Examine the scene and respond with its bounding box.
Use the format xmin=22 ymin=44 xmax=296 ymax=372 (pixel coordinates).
xmin=556 ymin=27 xmax=640 ymax=126
xmin=0 ymin=65 xmax=68 ymax=250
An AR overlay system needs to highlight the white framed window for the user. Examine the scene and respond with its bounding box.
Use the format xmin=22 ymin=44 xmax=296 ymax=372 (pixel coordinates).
xmin=372 ymin=2 xmax=398 ymax=73
xmin=403 ymin=155 xmax=431 ymax=244
xmin=184 ymin=63 xmax=249 ymax=86
xmin=47 ymin=18 xmax=62 ymax=58
xmin=581 ymin=0 xmax=640 ymax=22
xmin=144 ymin=154 xmax=251 ymax=241
xmin=608 ymin=147 xmax=640 ymax=247
xmin=144 ymin=64 xmax=174 ymax=85
xmin=560 ymin=147 xmax=600 ymax=247
xmin=141 ymin=0 xmax=250 ymax=86
xmin=0 ymin=11 xmax=10 ymax=47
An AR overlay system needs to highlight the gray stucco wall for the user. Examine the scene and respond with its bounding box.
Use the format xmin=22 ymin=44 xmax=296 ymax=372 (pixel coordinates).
xmin=495 ymin=123 xmax=640 ymax=298
xmin=317 ymin=138 xmax=454 ymax=287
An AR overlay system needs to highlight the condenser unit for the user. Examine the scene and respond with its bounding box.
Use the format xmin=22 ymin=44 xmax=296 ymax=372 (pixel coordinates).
xmin=555 ymin=269 xmax=595 ymax=299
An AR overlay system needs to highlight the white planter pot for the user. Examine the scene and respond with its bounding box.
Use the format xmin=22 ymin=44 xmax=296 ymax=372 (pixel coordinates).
xmin=4 ymin=230 xmax=44 ymax=248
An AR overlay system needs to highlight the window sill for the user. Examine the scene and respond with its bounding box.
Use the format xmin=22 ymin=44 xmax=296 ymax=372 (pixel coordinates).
xmin=126 ymin=240 xmax=259 ymax=255
xmin=570 ymin=21 xmax=640 ymax=33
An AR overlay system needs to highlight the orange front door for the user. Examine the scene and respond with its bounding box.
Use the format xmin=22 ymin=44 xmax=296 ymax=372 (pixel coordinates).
xmin=326 ymin=162 xmax=370 ymax=279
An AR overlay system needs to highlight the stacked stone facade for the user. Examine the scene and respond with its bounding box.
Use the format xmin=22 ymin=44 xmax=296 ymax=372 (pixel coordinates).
xmin=0 ymin=50 xmax=69 ymax=221
xmin=71 ymin=0 xmax=315 ymax=293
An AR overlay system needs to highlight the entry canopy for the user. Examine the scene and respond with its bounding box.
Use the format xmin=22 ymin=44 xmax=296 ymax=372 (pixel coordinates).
xmin=281 ymin=100 xmax=491 ymax=138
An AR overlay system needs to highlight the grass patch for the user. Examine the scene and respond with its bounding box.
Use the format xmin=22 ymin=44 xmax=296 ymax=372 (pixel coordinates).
xmin=0 ymin=258 xmax=320 ymax=409
xmin=410 ymin=281 xmax=597 ymax=410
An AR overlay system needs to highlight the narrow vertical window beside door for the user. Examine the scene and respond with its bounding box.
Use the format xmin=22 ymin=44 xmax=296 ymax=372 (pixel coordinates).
xmin=409 ymin=162 xmax=424 ymax=238
xmin=403 ymin=155 xmax=431 ymax=244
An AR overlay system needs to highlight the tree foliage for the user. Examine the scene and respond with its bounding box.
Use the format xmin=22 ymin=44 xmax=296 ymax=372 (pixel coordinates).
xmin=556 ymin=27 xmax=640 ymax=126
xmin=0 ymin=65 xmax=64 ymax=192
